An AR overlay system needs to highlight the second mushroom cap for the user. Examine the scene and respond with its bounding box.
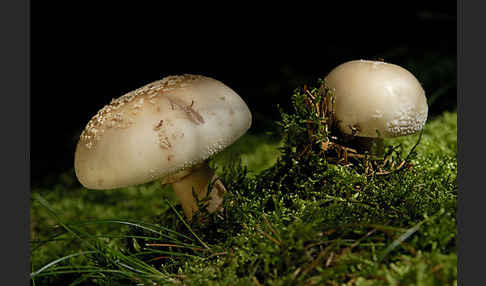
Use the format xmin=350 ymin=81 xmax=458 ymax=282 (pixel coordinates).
xmin=324 ymin=60 xmax=428 ymax=138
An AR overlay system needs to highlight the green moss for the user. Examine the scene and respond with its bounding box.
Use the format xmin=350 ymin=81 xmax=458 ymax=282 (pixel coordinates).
xmin=30 ymin=85 xmax=457 ymax=285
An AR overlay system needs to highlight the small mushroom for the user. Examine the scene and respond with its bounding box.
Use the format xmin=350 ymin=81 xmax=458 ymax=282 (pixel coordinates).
xmin=323 ymin=60 xmax=428 ymax=153
xmin=74 ymin=74 xmax=252 ymax=220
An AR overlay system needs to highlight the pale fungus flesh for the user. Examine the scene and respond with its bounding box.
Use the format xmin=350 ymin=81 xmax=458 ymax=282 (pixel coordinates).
xmin=75 ymin=74 xmax=252 ymax=220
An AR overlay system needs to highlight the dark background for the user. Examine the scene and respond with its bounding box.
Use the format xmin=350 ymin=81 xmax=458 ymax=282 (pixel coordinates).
xmin=31 ymin=2 xmax=457 ymax=186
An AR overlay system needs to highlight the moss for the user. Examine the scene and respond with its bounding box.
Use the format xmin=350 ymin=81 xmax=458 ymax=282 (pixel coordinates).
xmin=30 ymin=84 xmax=457 ymax=285
xmin=175 ymin=86 xmax=457 ymax=285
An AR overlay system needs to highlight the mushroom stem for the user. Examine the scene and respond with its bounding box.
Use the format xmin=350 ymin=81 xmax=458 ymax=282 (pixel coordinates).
xmin=375 ymin=138 xmax=384 ymax=156
xmin=339 ymin=133 xmax=386 ymax=157
xmin=341 ymin=133 xmax=374 ymax=154
xmin=170 ymin=162 xmax=226 ymax=220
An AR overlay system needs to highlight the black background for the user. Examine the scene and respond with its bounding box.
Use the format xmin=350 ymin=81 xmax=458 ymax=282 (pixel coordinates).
xmin=31 ymin=2 xmax=457 ymax=186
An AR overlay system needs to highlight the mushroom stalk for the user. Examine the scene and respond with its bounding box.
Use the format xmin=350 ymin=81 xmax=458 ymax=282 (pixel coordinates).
xmin=342 ymin=134 xmax=373 ymax=153
xmin=353 ymin=137 xmax=385 ymax=156
xmin=170 ymin=162 xmax=226 ymax=220
xmin=375 ymin=138 xmax=384 ymax=156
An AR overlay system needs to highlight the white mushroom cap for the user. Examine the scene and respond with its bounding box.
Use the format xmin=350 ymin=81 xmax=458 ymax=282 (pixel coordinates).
xmin=75 ymin=74 xmax=252 ymax=190
xmin=324 ymin=60 xmax=428 ymax=138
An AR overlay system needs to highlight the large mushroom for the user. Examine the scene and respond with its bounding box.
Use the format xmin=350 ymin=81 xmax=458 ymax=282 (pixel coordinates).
xmin=74 ymin=74 xmax=252 ymax=220
xmin=323 ymin=60 xmax=428 ymax=153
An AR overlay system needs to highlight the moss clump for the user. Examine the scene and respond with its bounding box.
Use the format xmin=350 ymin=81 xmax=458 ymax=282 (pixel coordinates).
xmin=173 ymin=84 xmax=456 ymax=285
xmin=31 ymin=83 xmax=457 ymax=285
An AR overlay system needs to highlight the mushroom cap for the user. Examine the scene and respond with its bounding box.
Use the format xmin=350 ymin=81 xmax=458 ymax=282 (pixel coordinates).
xmin=74 ymin=74 xmax=252 ymax=190
xmin=324 ymin=60 xmax=428 ymax=138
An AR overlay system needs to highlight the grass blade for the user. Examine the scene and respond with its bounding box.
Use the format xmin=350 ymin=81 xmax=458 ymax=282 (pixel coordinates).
xmin=30 ymin=251 xmax=98 ymax=278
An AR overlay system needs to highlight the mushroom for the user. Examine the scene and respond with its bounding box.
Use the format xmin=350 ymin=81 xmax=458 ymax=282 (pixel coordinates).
xmin=323 ymin=60 xmax=428 ymax=154
xmin=74 ymin=74 xmax=252 ymax=220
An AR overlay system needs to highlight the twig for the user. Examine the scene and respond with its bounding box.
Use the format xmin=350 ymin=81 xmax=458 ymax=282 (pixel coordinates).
xmin=145 ymin=243 xmax=205 ymax=252
xmin=262 ymin=214 xmax=280 ymax=241
xmin=256 ymin=226 xmax=281 ymax=245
